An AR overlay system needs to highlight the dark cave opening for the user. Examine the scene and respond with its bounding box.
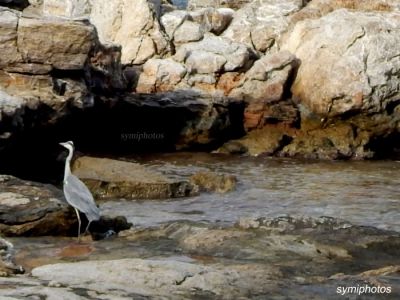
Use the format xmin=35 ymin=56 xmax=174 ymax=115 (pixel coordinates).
xmin=0 ymin=94 xmax=245 ymax=184
xmin=366 ymin=131 xmax=400 ymax=160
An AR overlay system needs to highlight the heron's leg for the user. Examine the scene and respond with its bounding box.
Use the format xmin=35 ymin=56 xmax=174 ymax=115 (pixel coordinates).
xmin=74 ymin=208 xmax=81 ymax=241
xmin=84 ymin=220 xmax=92 ymax=235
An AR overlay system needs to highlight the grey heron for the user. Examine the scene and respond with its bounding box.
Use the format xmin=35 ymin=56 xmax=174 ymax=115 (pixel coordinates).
xmin=60 ymin=141 xmax=101 ymax=239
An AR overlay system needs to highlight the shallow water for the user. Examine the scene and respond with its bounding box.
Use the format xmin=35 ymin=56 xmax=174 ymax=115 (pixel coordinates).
xmin=99 ymin=153 xmax=400 ymax=232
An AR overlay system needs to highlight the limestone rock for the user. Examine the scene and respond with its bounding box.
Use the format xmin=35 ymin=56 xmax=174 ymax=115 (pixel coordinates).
xmin=136 ymin=58 xmax=187 ymax=93
xmin=189 ymin=7 xmax=234 ymax=35
xmin=32 ymin=258 xmax=279 ymax=299
xmin=174 ymin=33 xmax=251 ymax=74
xmin=187 ymin=0 xmax=252 ymax=10
xmin=42 ymin=0 xmax=91 ymax=19
xmin=0 ymin=8 xmax=21 ymax=68
xmin=0 ymin=71 xmax=91 ymax=110
xmin=0 ymin=91 xmax=24 ymax=122
xmin=72 ymin=156 xmax=195 ymax=199
xmin=222 ymin=0 xmax=304 ymax=53
xmin=89 ymin=0 xmax=170 ymax=65
xmin=282 ymin=9 xmax=400 ymax=117
xmin=160 ymin=9 xmax=188 ymax=40
xmin=307 ymin=0 xmax=400 ymax=14
xmin=17 ymin=16 xmax=96 ymax=70
xmin=230 ymin=51 xmax=298 ymax=131
xmin=173 ymin=20 xmax=204 ymax=44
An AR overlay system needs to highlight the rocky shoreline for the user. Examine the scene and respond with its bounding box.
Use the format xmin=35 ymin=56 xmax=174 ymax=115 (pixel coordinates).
xmin=1 ymin=216 xmax=400 ymax=298
xmin=0 ymin=0 xmax=399 ymax=166
xmin=0 ymin=0 xmax=400 ymax=299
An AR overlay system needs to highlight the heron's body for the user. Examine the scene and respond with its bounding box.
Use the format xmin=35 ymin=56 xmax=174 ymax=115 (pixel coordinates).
xmin=60 ymin=141 xmax=100 ymax=238
xmin=63 ymin=173 xmax=101 ymax=223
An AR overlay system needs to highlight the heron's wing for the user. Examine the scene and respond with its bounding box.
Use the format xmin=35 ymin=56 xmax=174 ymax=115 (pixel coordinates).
xmin=64 ymin=174 xmax=101 ymax=221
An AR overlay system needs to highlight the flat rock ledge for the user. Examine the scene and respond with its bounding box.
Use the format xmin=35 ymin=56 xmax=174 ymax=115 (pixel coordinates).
xmin=0 ymin=216 xmax=399 ymax=298
xmin=72 ymin=156 xmax=197 ymax=199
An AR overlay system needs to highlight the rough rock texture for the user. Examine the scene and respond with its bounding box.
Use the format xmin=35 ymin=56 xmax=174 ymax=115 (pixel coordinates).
xmin=13 ymin=216 xmax=400 ymax=299
xmin=0 ymin=175 xmax=131 ymax=237
xmin=229 ymin=51 xmax=298 ymax=131
xmin=175 ymin=33 xmax=251 ymax=74
xmin=189 ymin=7 xmax=234 ymax=35
xmin=187 ymin=0 xmax=252 ymax=10
xmin=42 ymin=0 xmax=91 ymax=19
xmin=0 ymin=6 xmax=124 ymax=156
xmin=0 ymin=238 xmax=24 ymax=276
xmin=0 ymin=174 xmax=77 ymax=236
xmin=276 ymin=9 xmax=400 ymax=158
xmin=136 ymin=58 xmax=187 ymax=93
xmin=283 ymin=9 xmax=400 ymax=117
xmin=160 ymin=9 xmax=189 ymax=41
xmin=189 ymin=171 xmax=237 ymax=193
xmin=174 ymin=20 xmax=204 ymax=44
xmin=222 ymin=0 xmax=304 ymax=53
xmin=72 ymin=156 xmax=196 ymax=199
xmin=18 ymin=16 xmax=95 ymax=70
xmin=32 ymin=258 xmax=281 ymax=299
xmin=307 ymin=0 xmax=400 ymax=14
xmin=89 ymin=0 xmax=170 ymax=65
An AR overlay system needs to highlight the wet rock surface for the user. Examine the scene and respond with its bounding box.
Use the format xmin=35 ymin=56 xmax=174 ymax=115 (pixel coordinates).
xmin=189 ymin=171 xmax=237 ymax=193
xmin=0 ymin=216 xmax=399 ymax=299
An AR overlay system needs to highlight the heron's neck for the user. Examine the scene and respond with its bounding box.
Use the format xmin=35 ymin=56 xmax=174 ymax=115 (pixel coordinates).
xmin=64 ymin=148 xmax=73 ymax=183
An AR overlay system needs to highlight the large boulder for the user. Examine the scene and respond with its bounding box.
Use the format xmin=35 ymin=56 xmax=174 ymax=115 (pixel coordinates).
xmin=222 ymin=0 xmax=304 ymax=53
xmin=282 ymin=9 xmax=400 ymax=117
xmin=89 ymin=0 xmax=170 ymax=65
xmin=0 ymin=175 xmax=77 ymax=236
xmin=0 ymin=7 xmax=125 ymax=152
xmin=174 ymin=34 xmax=251 ymax=74
xmin=17 ymin=16 xmax=96 ymax=70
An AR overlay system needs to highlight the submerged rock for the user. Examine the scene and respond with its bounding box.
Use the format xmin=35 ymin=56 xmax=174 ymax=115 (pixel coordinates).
xmin=189 ymin=171 xmax=237 ymax=193
xmin=72 ymin=156 xmax=196 ymax=199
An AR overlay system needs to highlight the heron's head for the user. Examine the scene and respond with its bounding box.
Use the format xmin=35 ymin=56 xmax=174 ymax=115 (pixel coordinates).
xmin=59 ymin=141 xmax=74 ymax=152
